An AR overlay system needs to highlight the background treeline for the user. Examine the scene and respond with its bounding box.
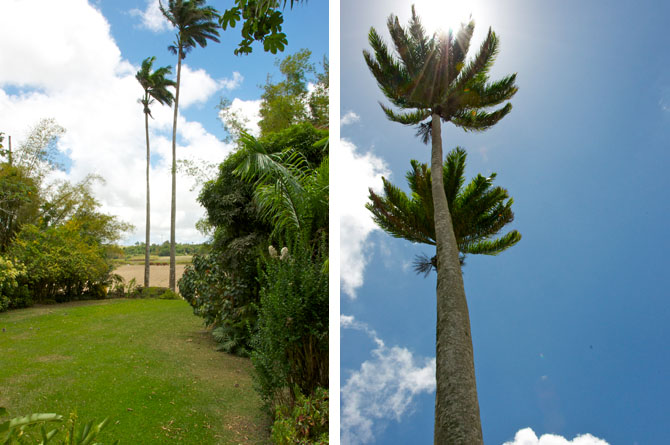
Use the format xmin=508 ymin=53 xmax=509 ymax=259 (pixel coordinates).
xmin=0 ymin=120 xmax=131 ymax=311
xmin=118 ymin=241 xmax=206 ymax=258
xmin=179 ymin=48 xmax=329 ymax=443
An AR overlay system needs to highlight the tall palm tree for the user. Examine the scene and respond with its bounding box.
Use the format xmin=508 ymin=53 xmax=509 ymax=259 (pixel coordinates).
xmin=367 ymin=147 xmax=521 ymax=275
xmin=136 ymin=56 xmax=176 ymax=288
xmin=364 ymin=7 xmax=518 ymax=443
xmin=160 ymin=0 xmax=220 ymax=291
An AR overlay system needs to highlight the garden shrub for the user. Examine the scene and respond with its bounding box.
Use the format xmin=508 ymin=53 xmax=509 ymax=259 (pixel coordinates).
xmin=157 ymin=289 xmax=180 ymax=300
xmin=9 ymin=223 xmax=111 ymax=303
xmin=179 ymin=252 xmax=258 ymax=356
xmin=252 ymin=241 xmax=328 ymax=406
xmin=270 ymin=388 xmax=329 ymax=445
xmin=0 ymin=256 xmax=29 ymax=312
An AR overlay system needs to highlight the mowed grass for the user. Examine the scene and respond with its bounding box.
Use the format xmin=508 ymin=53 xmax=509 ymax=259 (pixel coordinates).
xmin=0 ymin=299 xmax=270 ymax=444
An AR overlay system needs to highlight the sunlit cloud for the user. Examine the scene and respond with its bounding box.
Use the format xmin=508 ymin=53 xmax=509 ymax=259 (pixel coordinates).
xmin=339 ymin=140 xmax=389 ymax=298
xmin=341 ymin=110 xmax=361 ymax=126
xmin=503 ymin=428 xmax=610 ymax=445
xmin=129 ymin=0 xmax=171 ymax=33
xmin=341 ymin=315 xmax=435 ymax=444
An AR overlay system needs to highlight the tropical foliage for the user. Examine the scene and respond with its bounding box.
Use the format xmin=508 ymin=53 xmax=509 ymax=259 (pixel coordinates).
xmin=0 ymin=407 xmax=116 ymax=445
xmin=365 ymin=7 xmax=517 ymax=443
xmin=136 ymin=56 xmax=175 ymax=287
xmin=160 ymin=0 xmax=220 ymax=291
xmin=179 ymin=46 xmax=328 ymax=439
xmin=367 ymin=147 xmax=521 ymax=274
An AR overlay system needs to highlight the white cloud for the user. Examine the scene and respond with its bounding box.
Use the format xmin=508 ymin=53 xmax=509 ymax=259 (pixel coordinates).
xmin=220 ymin=72 xmax=244 ymax=91
xmin=0 ymin=0 xmax=235 ymax=245
xmin=339 ymin=139 xmax=389 ymax=298
xmin=218 ymin=98 xmax=262 ymax=138
xmin=341 ymin=315 xmax=435 ymax=444
xmin=0 ymin=0 xmax=123 ymax=91
xmin=503 ymin=428 xmax=610 ymax=445
xmin=341 ymin=111 xmax=361 ymax=126
xmin=130 ymin=0 xmax=171 ymax=32
xmin=179 ymin=66 xmax=242 ymax=109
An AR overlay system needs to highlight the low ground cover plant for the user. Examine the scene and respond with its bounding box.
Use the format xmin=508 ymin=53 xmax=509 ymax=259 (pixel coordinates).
xmin=0 ymin=407 xmax=117 ymax=444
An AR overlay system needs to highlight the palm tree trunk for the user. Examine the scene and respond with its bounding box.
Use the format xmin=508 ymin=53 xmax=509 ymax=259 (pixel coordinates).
xmin=144 ymin=109 xmax=151 ymax=288
xmin=431 ymin=113 xmax=483 ymax=444
xmin=169 ymin=50 xmax=182 ymax=292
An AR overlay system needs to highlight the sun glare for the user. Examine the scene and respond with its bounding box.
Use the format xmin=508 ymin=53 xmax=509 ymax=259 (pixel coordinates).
xmin=399 ymin=0 xmax=491 ymax=42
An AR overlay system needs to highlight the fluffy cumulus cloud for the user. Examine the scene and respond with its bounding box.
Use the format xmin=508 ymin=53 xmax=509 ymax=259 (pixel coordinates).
xmin=130 ymin=0 xmax=171 ymax=32
xmin=218 ymin=98 xmax=263 ymax=138
xmin=0 ymin=0 xmax=236 ymax=244
xmin=341 ymin=315 xmax=436 ymax=444
xmin=180 ymin=66 xmax=243 ymax=109
xmin=504 ymin=428 xmax=610 ymax=445
xmin=339 ymin=139 xmax=389 ymax=298
xmin=341 ymin=110 xmax=361 ymax=126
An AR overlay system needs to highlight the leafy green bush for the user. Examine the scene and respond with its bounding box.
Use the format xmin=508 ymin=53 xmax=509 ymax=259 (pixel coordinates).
xmin=270 ymin=388 xmax=329 ymax=445
xmin=0 ymin=257 xmax=23 ymax=312
xmin=252 ymin=241 xmax=328 ymax=406
xmin=9 ymin=223 xmax=111 ymax=303
xmin=0 ymin=407 xmax=118 ymax=444
xmin=157 ymin=289 xmax=180 ymax=300
xmin=179 ymin=252 xmax=257 ymax=356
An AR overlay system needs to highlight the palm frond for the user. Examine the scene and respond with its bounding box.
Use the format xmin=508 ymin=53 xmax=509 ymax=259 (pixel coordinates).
xmin=451 ymin=102 xmax=513 ymax=131
xmin=461 ymin=230 xmax=521 ymax=256
xmin=380 ymin=104 xmax=430 ymax=125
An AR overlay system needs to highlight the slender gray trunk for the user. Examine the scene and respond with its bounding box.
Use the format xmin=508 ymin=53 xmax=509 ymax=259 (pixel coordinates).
xmin=144 ymin=108 xmax=151 ymax=288
xmin=431 ymin=113 xmax=483 ymax=444
xmin=169 ymin=50 xmax=182 ymax=292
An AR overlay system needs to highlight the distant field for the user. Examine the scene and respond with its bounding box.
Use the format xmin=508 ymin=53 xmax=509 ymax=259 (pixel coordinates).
xmin=115 ymin=264 xmax=187 ymax=288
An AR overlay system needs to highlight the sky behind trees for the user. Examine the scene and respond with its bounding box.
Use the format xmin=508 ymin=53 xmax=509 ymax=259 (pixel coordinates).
xmin=339 ymin=0 xmax=670 ymax=443
xmin=0 ymin=0 xmax=328 ymax=245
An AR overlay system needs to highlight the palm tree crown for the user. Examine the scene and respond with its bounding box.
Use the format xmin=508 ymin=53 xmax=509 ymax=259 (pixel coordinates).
xmin=136 ymin=56 xmax=176 ymax=117
xmin=363 ymin=6 xmax=518 ymax=141
xmin=367 ymin=147 xmax=521 ymax=274
xmin=160 ymin=0 xmax=220 ymax=59
xmin=234 ymin=132 xmax=328 ymax=248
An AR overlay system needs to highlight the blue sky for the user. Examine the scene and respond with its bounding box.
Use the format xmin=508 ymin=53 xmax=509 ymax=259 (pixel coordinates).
xmin=339 ymin=0 xmax=670 ymax=444
xmin=0 ymin=0 xmax=327 ymax=245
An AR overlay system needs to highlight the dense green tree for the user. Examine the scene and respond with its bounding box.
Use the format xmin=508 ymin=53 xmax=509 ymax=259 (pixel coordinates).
xmin=136 ymin=56 xmax=176 ymax=288
xmin=160 ymin=0 xmax=220 ymax=292
xmin=364 ymin=7 xmax=517 ymax=443
xmin=0 ymin=165 xmax=38 ymax=253
xmin=257 ymin=49 xmax=327 ymax=136
xmin=367 ymin=147 xmax=521 ymax=275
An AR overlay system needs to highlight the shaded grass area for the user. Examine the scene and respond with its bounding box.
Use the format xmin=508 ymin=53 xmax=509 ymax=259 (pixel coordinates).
xmin=0 ymin=299 xmax=270 ymax=444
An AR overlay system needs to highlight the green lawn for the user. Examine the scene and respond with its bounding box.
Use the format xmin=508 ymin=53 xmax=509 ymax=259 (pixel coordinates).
xmin=0 ymin=299 xmax=270 ymax=444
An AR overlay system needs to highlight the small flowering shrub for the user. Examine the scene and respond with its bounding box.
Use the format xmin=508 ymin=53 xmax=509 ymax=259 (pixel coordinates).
xmin=252 ymin=240 xmax=328 ymax=406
